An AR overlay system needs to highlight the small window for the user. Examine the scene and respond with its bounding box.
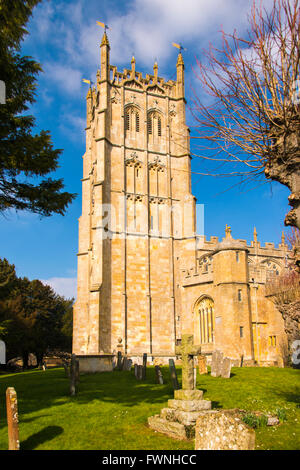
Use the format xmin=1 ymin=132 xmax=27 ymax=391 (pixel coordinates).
xmin=150 ymin=215 xmax=154 ymax=230
xmin=125 ymin=111 xmax=130 ymax=131
xmin=158 ymin=116 xmax=161 ymax=136
xmin=147 ymin=115 xmax=152 ymax=134
xmin=269 ymin=335 xmax=276 ymax=347
xmin=240 ymin=326 xmax=244 ymax=338
xmin=238 ymin=289 xmax=242 ymax=301
xmin=236 ymin=251 xmax=239 ymax=262
xmin=125 ymin=107 xmax=139 ymax=134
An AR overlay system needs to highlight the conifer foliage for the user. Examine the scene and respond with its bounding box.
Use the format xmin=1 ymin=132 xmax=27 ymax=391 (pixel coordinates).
xmin=0 ymin=0 xmax=76 ymax=215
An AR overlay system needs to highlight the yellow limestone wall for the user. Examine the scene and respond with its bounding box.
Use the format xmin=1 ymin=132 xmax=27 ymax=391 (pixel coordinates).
xmin=73 ymin=33 xmax=289 ymax=369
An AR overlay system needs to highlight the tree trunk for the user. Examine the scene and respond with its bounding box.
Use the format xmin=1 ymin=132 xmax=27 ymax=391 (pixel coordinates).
xmin=36 ymin=352 xmax=44 ymax=368
xmin=22 ymin=351 xmax=29 ymax=369
xmin=265 ymin=115 xmax=300 ymax=270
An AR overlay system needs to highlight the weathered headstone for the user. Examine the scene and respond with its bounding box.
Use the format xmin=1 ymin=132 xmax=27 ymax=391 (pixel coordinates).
xmin=211 ymin=350 xmax=223 ymax=377
xmin=221 ymin=357 xmax=231 ymax=378
xmin=175 ymin=335 xmax=201 ymax=390
xmin=75 ymin=358 xmax=80 ymax=383
xmin=122 ymin=356 xmax=127 ymax=371
xmin=134 ymin=363 xmax=138 ymax=378
xmin=168 ymin=359 xmax=179 ymax=390
xmin=63 ymin=361 xmax=70 ymax=378
xmin=137 ymin=364 xmax=143 ymax=380
xmin=142 ymin=353 xmax=147 ymax=379
xmin=6 ymin=387 xmax=20 ymax=450
xmin=198 ymin=355 xmax=207 ymax=375
xmin=70 ymin=354 xmax=77 ymax=396
xmin=0 ymin=340 xmax=6 ymax=364
xmin=195 ymin=410 xmax=255 ymax=450
xmin=125 ymin=359 xmax=132 ymax=371
xmin=155 ymin=365 xmax=164 ymax=384
xmin=117 ymin=351 xmax=123 ymax=371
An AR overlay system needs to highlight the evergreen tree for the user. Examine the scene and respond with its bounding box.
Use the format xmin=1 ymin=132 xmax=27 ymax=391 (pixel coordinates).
xmin=0 ymin=0 xmax=76 ymax=215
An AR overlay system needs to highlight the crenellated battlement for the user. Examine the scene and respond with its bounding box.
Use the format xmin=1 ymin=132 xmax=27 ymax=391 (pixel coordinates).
xmin=108 ymin=64 xmax=176 ymax=94
xmin=182 ymin=228 xmax=293 ymax=282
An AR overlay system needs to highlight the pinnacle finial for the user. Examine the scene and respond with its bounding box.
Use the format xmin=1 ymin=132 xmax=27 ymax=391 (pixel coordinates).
xmin=281 ymin=231 xmax=285 ymax=245
xmin=131 ymin=55 xmax=136 ymax=75
xmin=225 ymin=224 xmax=232 ymax=239
xmin=153 ymin=60 xmax=158 ymax=79
xmin=254 ymin=226 xmax=258 ymax=243
xmin=176 ymin=52 xmax=184 ymax=66
xmin=101 ymin=31 xmax=110 ymax=47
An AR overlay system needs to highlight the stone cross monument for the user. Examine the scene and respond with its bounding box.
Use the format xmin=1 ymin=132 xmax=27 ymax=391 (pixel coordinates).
xmin=175 ymin=334 xmax=201 ymax=390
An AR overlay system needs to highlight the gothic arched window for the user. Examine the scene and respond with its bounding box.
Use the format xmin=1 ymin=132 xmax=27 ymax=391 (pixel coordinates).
xmin=147 ymin=111 xmax=162 ymax=140
xmin=195 ymin=297 xmax=215 ymax=344
xmin=125 ymin=107 xmax=140 ymax=135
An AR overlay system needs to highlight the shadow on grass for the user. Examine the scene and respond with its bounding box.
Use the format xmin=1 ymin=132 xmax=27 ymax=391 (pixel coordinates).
xmin=270 ymin=389 xmax=300 ymax=406
xmin=74 ymin=367 xmax=178 ymax=408
xmin=0 ymin=367 xmax=181 ymax=428
xmin=21 ymin=426 xmax=64 ymax=450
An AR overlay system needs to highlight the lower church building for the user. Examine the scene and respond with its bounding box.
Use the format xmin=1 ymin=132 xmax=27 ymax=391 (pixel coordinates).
xmin=73 ymin=32 xmax=290 ymax=372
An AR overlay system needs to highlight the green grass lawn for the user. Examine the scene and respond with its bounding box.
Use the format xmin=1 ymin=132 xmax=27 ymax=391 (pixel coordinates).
xmin=0 ymin=366 xmax=299 ymax=450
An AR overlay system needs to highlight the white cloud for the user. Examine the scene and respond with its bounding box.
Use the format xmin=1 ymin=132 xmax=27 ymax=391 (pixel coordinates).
xmin=27 ymin=0 xmax=275 ymax=94
xmin=41 ymin=277 xmax=77 ymax=299
xmin=58 ymin=112 xmax=86 ymax=142
xmin=43 ymin=63 xmax=83 ymax=95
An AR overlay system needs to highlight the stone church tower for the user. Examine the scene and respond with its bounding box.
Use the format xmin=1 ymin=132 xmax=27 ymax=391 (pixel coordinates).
xmin=73 ymin=32 xmax=196 ymax=370
xmin=73 ymin=32 xmax=290 ymax=372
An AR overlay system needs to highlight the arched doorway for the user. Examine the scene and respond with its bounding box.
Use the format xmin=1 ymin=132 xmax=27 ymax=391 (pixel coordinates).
xmin=194 ymin=297 xmax=215 ymax=345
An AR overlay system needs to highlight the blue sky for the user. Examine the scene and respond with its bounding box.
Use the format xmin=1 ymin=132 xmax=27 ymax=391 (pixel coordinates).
xmin=0 ymin=0 xmax=290 ymax=299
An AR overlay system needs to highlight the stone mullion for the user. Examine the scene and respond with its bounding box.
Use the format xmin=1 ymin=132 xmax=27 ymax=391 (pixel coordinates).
xmin=207 ymin=307 xmax=212 ymax=343
xmin=201 ymin=308 xmax=205 ymax=344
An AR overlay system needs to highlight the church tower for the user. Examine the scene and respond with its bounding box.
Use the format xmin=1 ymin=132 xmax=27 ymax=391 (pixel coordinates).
xmin=73 ymin=32 xmax=196 ymax=371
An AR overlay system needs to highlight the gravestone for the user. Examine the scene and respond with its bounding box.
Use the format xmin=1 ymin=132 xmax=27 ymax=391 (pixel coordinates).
xmin=221 ymin=357 xmax=231 ymax=379
xmin=134 ymin=363 xmax=138 ymax=378
xmin=75 ymin=358 xmax=80 ymax=383
xmin=63 ymin=361 xmax=70 ymax=378
xmin=122 ymin=357 xmax=132 ymax=371
xmin=122 ymin=356 xmax=128 ymax=371
xmin=117 ymin=351 xmax=123 ymax=371
xmin=123 ymin=357 xmax=132 ymax=371
xmin=195 ymin=410 xmax=255 ymax=450
xmin=168 ymin=359 xmax=179 ymax=390
xmin=211 ymin=350 xmax=223 ymax=377
xmin=0 ymin=340 xmax=6 ymax=364
xmin=6 ymin=387 xmax=20 ymax=450
xmin=142 ymin=353 xmax=147 ymax=379
xmin=149 ymin=337 xmax=212 ymax=440
xmin=211 ymin=351 xmax=232 ymax=379
xmin=240 ymin=355 xmax=244 ymax=367
xmin=70 ymin=354 xmax=77 ymax=396
xmin=137 ymin=365 xmax=143 ymax=380
xmin=155 ymin=365 xmax=164 ymax=384
xmin=198 ymin=355 xmax=207 ymax=375
xmin=175 ymin=335 xmax=201 ymax=390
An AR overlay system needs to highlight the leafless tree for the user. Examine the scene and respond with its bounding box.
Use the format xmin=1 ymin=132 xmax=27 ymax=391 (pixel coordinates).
xmin=192 ymin=0 xmax=300 ymax=266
